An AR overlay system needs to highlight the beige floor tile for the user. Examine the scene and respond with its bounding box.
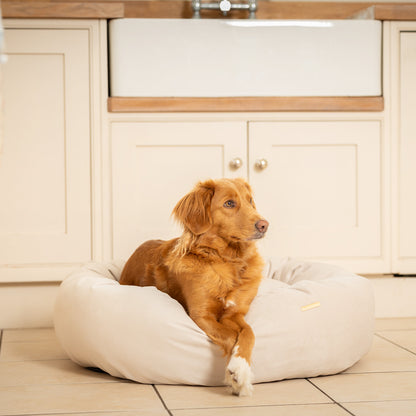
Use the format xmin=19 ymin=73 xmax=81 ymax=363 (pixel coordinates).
xmin=375 ymin=318 xmax=416 ymax=332
xmin=378 ymin=330 xmax=416 ymax=353
xmin=26 ymin=413 xmax=167 ymax=416
xmin=157 ymin=379 xmax=331 ymax=410
xmin=0 ymin=339 xmax=68 ymax=361
xmin=310 ymin=372 xmax=416 ymax=402
xmin=0 ymin=382 xmax=165 ymax=416
xmin=0 ymin=359 xmax=115 ymax=387
xmin=344 ymin=335 xmax=416 ymax=373
xmin=2 ymin=328 xmax=56 ymax=342
xmin=172 ymin=403 xmax=349 ymax=416
xmin=342 ymin=400 xmax=416 ymax=416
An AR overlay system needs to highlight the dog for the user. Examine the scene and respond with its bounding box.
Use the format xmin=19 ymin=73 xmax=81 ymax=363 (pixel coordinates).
xmin=119 ymin=178 xmax=269 ymax=396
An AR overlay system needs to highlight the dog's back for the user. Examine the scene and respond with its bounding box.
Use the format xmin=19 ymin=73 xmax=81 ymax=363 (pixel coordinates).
xmin=120 ymin=239 xmax=176 ymax=288
xmin=120 ymin=238 xmax=189 ymax=309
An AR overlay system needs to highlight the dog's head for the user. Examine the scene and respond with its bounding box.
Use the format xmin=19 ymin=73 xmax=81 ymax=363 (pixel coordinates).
xmin=173 ymin=178 xmax=268 ymax=242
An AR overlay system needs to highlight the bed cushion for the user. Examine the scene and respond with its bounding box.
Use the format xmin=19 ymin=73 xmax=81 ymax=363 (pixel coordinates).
xmin=54 ymin=258 xmax=374 ymax=385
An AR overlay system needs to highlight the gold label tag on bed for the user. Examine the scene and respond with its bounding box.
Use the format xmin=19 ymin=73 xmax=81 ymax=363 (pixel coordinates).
xmin=301 ymin=301 xmax=321 ymax=312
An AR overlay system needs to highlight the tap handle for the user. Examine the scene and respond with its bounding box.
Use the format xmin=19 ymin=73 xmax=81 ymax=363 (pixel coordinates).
xmin=219 ymin=0 xmax=232 ymax=13
xmin=192 ymin=0 xmax=201 ymax=18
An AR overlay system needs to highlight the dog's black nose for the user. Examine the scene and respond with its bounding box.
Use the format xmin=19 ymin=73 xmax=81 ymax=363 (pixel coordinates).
xmin=255 ymin=220 xmax=269 ymax=233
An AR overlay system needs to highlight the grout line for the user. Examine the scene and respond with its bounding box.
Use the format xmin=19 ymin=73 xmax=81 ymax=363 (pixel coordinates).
xmin=334 ymin=402 xmax=358 ymax=416
xmin=306 ymin=379 xmax=356 ymax=416
xmin=0 ymin=329 xmax=3 ymax=355
xmin=171 ymin=402 xmax=337 ymax=411
xmin=153 ymin=385 xmax=173 ymax=416
xmin=375 ymin=333 xmax=416 ymax=356
xmin=306 ymin=378 xmax=336 ymax=403
xmin=341 ymin=398 xmax=416 ymax=404
xmin=345 ymin=370 xmax=416 ymax=375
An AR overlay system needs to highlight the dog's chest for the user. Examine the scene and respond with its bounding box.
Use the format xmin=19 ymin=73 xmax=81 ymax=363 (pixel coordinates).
xmin=207 ymin=260 xmax=245 ymax=297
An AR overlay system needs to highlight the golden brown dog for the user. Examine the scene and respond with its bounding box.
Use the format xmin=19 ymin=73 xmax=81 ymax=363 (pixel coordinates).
xmin=119 ymin=178 xmax=268 ymax=396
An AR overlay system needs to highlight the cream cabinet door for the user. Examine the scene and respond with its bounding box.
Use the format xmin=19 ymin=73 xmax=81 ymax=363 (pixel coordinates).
xmin=249 ymin=121 xmax=385 ymax=273
xmin=110 ymin=121 xmax=246 ymax=260
xmin=0 ymin=25 xmax=91 ymax=281
xmin=393 ymin=30 xmax=416 ymax=273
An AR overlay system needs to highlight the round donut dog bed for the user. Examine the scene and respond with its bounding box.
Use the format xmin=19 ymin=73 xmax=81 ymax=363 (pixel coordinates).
xmin=54 ymin=257 xmax=374 ymax=386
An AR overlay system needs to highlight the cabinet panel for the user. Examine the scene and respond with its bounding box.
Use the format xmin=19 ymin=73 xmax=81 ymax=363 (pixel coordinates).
xmin=395 ymin=32 xmax=416 ymax=272
xmin=111 ymin=121 xmax=246 ymax=260
xmin=249 ymin=121 xmax=384 ymax=272
xmin=1 ymin=54 xmax=66 ymax=235
xmin=0 ymin=27 xmax=91 ymax=275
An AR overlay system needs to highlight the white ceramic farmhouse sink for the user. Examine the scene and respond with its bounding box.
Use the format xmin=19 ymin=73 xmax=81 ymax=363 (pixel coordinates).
xmin=109 ymin=18 xmax=381 ymax=97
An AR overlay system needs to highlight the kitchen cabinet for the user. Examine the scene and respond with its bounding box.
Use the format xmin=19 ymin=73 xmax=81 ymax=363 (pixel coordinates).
xmin=389 ymin=22 xmax=416 ymax=274
xmin=249 ymin=120 xmax=386 ymax=273
xmin=0 ymin=19 xmax=103 ymax=283
xmin=109 ymin=117 xmax=387 ymax=274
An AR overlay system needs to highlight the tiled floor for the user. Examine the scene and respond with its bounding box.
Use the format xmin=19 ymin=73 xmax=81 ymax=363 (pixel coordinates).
xmin=1 ymin=319 xmax=416 ymax=416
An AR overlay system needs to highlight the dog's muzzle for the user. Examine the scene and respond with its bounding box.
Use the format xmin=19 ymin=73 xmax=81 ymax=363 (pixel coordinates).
xmin=250 ymin=219 xmax=269 ymax=240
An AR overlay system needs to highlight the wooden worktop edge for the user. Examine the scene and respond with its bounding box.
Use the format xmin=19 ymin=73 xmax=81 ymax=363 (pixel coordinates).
xmin=108 ymin=96 xmax=384 ymax=113
xmin=2 ymin=1 xmax=416 ymax=20
xmin=2 ymin=1 xmax=124 ymax=19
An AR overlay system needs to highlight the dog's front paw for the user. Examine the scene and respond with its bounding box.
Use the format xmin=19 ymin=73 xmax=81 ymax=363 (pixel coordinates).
xmin=225 ymin=349 xmax=253 ymax=397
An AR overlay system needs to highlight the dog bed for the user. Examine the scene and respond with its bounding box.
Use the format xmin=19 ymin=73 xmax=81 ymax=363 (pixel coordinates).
xmin=54 ymin=258 xmax=374 ymax=385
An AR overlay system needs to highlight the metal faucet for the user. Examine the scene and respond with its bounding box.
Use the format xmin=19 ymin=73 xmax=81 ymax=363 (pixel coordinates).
xmin=192 ymin=0 xmax=257 ymax=18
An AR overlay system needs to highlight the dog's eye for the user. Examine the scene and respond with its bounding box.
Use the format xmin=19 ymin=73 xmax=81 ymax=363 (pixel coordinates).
xmin=224 ymin=200 xmax=236 ymax=208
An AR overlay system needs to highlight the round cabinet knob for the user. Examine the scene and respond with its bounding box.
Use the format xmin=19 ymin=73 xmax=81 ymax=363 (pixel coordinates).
xmin=255 ymin=158 xmax=268 ymax=170
xmin=229 ymin=157 xmax=243 ymax=170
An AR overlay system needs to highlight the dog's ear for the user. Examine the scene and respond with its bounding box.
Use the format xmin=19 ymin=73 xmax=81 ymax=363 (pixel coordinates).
xmin=172 ymin=180 xmax=215 ymax=235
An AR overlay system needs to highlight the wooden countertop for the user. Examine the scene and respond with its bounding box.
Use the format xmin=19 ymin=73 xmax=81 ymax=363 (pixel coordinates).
xmin=2 ymin=0 xmax=416 ymax=20
xmin=107 ymin=96 xmax=384 ymax=113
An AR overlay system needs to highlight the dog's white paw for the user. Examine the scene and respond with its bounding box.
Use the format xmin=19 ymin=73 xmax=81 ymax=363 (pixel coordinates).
xmin=225 ymin=349 xmax=253 ymax=397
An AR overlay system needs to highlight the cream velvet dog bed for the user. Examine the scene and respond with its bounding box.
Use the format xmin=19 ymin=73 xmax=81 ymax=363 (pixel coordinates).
xmin=54 ymin=258 xmax=374 ymax=385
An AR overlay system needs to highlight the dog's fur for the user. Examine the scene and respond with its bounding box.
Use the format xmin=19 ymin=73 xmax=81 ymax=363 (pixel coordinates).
xmin=119 ymin=178 xmax=268 ymax=396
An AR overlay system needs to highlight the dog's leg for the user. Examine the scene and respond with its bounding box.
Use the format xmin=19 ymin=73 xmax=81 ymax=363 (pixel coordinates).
xmin=190 ymin=315 xmax=239 ymax=358
xmin=192 ymin=313 xmax=253 ymax=395
xmin=221 ymin=313 xmax=255 ymax=396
